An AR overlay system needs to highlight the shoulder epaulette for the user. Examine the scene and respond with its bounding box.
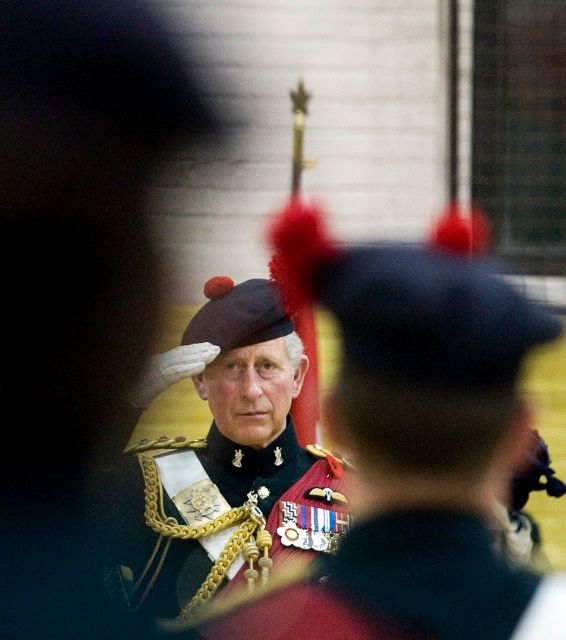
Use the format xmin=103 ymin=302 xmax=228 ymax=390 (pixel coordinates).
xmin=124 ymin=435 xmax=208 ymax=455
xmin=305 ymin=443 xmax=355 ymax=471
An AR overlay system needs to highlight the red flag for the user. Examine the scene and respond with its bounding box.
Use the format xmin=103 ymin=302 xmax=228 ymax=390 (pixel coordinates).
xmin=291 ymin=302 xmax=321 ymax=446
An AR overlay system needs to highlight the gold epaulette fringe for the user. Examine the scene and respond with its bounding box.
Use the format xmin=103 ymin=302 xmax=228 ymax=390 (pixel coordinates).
xmin=124 ymin=436 xmax=207 ymax=455
xmin=305 ymin=443 xmax=356 ymax=470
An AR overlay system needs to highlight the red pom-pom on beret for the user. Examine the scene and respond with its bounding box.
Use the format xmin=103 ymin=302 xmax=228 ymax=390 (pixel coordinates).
xmin=428 ymin=202 xmax=491 ymax=257
xmin=204 ymin=276 xmax=234 ymax=300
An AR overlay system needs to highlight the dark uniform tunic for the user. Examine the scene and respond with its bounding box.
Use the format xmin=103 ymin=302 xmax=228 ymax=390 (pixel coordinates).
xmin=196 ymin=512 xmax=541 ymax=640
xmin=89 ymin=415 xmax=317 ymax=621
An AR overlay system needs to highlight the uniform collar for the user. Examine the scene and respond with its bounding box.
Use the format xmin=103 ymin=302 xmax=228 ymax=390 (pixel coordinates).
xmin=320 ymin=511 xmax=540 ymax=640
xmin=206 ymin=415 xmax=302 ymax=477
xmin=335 ymin=511 xmax=495 ymax=563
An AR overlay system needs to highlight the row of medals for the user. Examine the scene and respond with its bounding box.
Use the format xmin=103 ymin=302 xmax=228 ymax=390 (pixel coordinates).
xmin=277 ymin=521 xmax=343 ymax=553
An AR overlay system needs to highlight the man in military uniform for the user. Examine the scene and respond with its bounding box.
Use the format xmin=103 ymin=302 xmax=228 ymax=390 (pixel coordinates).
xmin=89 ymin=275 xmax=353 ymax=626
xmin=184 ymin=200 xmax=566 ymax=640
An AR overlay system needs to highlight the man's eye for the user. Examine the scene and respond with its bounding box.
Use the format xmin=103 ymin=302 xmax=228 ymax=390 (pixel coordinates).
xmin=221 ymin=362 xmax=242 ymax=378
xmin=257 ymin=362 xmax=278 ymax=377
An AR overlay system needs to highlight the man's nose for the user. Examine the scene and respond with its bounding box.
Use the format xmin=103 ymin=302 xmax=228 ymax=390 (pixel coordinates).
xmin=240 ymin=367 xmax=263 ymax=400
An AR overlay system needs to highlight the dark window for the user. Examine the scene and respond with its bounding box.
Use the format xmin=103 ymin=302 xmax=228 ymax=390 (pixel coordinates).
xmin=472 ymin=1 xmax=565 ymax=275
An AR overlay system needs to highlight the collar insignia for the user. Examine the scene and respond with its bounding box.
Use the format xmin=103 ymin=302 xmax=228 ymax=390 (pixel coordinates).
xmin=232 ymin=448 xmax=243 ymax=468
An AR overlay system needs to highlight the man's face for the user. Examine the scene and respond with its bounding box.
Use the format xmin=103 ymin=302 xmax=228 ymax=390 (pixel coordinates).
xmin=193 ymin=337 xmax=308 ymax=450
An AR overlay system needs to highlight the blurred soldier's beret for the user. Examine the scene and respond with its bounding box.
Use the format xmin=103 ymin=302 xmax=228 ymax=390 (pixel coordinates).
xmin=181 ymin=277 xmax=294 ymax=351
xmin=267 ymin=199 xmax=562 ymax=392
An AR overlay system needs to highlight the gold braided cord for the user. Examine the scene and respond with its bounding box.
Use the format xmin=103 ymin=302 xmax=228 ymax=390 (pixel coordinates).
xmin=133 ymin=533 xmax=167 ymax=593
xmin=161 ymin=557 xmax=317 ymax=633
xmin=125 ymin=436 xmax=207 ymax=455
xmin=132 ymin=535 xmax=174 ymax=611
xmin=139 ymin=453 xmax=269 ymax=619
xmin=178 ymin=519 xmax=259 ymax=619
xmin=140 ymin=454 xmax=251 ymax=539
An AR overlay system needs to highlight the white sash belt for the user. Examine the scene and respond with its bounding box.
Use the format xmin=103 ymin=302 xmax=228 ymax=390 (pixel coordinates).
xmin=155 ymin=450 xmax=244 ymax=579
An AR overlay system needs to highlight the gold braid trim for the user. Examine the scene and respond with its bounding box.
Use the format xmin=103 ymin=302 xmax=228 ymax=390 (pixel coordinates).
xmin=158 ymin=558 xmax=316 ymax=634
xmin=140 ymin=454 xmax=250 ymax=539
xmin=125 ymin=436 xmax=207 ymax=455
xmin=139 ymin=453 xmax=262 ymax=615
xmin=305 ymin=443 xmax=356 ymax=470
xmin=178 ymin=519 xmax=258 ymax=619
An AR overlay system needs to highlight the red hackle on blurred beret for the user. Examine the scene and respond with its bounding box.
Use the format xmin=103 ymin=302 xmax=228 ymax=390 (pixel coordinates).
xmin=266 ymin=196 xmax=340 ymax=312
xmin=427 ymin=201 xmax=491 ymax=257
xmin=204 ymin=275 xmax=235 ymax=300
xmin=268 ymin=253 xmax=301 ymax=317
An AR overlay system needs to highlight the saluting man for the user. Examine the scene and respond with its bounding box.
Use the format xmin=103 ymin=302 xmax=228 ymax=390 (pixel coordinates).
xmin=89 ymin=275 xmax=353 ymax=625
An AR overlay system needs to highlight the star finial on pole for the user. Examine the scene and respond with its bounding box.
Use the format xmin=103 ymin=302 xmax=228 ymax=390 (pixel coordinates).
xmin=290 ymin=79 xmax=314 ymax=192
xmin=290 ymin=79 xmax=311 ymax=116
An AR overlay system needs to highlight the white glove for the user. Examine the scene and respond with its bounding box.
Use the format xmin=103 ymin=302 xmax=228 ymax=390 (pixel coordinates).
xmin=130 ymin=343 xmax=220 ymax=408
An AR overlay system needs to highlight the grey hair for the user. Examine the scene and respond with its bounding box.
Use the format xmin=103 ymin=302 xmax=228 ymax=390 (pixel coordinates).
xmin=284 ymin=331 xmax=305 ymax=370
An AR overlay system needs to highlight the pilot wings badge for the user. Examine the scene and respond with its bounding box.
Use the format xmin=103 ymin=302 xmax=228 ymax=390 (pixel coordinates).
xmin=304 ymin=486 xmax=349 ymax=505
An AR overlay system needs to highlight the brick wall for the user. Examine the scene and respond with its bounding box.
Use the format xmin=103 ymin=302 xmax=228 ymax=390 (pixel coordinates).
xmin=147 ymin=0 xmax=449 ymax=303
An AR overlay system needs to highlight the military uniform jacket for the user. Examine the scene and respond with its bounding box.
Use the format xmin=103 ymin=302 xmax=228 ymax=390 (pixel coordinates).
xmin=88 ymin=415 xmax=351 ymax=621
xmin=195 ymin=512 xmax=547 ymax=640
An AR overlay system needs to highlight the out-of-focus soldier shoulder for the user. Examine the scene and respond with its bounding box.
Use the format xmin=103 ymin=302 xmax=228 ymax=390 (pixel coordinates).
xmin=124 ymin=435 xmax=208 ymax=456
xmin=163 ymin=558 xmax=314 ymax=635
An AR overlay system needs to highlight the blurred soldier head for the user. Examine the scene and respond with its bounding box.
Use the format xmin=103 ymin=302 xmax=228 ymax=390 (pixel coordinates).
xmin=267 ymin=200 xmax=563 ymax=516
xmin=1 ymin=0 xmax=225 ymax=488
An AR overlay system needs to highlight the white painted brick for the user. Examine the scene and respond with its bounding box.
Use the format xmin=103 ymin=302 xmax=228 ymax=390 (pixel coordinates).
xmin=178 ymin=36 xmax=441 ymax=71
xmin=157 ymin=1 xmax=437 ymax=9
xmin=150 ymin=184 xmax=440 ymax=221
xmin=146 ymin=0 xmax=449 ymax=301
xmin=185 ymin=67 xmax=438 ymax=100
xmin=198 ymin=96 xmax=440 ymax=129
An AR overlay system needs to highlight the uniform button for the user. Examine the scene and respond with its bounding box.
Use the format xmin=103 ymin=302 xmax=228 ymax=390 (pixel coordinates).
xmin=319 ymin=575 xmax=329 ymax=585
xmin=257 ymin=486 xmax=270 ymax=500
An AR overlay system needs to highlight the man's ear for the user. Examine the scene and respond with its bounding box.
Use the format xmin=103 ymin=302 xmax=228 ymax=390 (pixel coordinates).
xmin=291 ymin=355 xmax=309 ymax=399
xmin=192 ymin=373 xmax=208 ymax=401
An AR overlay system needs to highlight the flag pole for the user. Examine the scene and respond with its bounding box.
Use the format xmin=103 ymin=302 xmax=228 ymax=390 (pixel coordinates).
xmin=288 ymin=80 xmax=320 ymax=446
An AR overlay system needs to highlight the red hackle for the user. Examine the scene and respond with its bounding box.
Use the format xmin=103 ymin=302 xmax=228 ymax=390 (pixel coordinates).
xmin=268 ymin=253 xmax=302 ymax=318
xmin=266 ymin=197 xmax=339 ymax=310
xmin=428 ymin=202 xmax=491 ymax=257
